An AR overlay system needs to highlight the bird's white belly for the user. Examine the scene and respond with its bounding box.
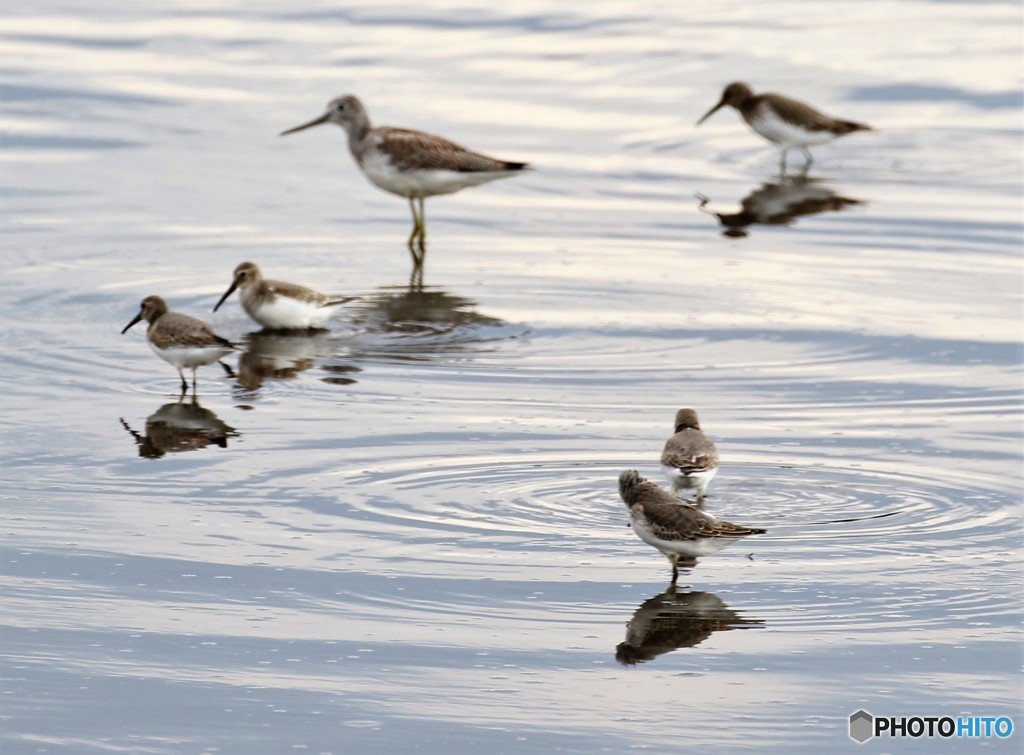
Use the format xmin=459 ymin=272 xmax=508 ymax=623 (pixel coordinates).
xmin=152 ymin=343 xmax=231 ymax=370
xmin=359 ymin=150 xmax=514 ymax=198
xmin=749 ymin=109 xmax=835 ymax=148
xmin=245 ymin=294 xmax=336 ymax=329
xmin=632 ymin=517 xmax=732 ymax=558
xmin=661 ymin=464 xmax=718 ymax=489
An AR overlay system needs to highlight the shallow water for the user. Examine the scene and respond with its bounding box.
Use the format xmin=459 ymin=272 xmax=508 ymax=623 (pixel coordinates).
xmin=1 ymin=1 xmax=1022 ymax=753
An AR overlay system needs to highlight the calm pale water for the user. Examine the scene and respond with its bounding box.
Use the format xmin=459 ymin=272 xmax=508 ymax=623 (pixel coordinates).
xmin=1 ymin=1 xmax=1022 ymax=753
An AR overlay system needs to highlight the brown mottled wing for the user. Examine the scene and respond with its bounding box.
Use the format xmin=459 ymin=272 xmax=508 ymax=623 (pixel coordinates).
xmin=375 ymin=127 xmax=526 ymax=173
xmin=265 ymin=279 xmax=327 ymax=306
xmin=152 ymin=312 xmax=233 ymax=349
xmin=660 ymin=430 xmax=719 ymax=473
xmin=758 ymin=93 xmax=872 ymax=134
xmin=639 ymin=497 xmax=763 ymax=542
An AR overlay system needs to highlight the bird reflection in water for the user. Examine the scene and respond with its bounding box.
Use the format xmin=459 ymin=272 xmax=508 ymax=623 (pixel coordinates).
xmin=219 ymin=283 xmax=514 ymax=391
xmin=697 ymin=176 xmax=863 ymax=238
xmin=615 ymin=586 xmax=764 ymax=666
xmin=346 ymin=284 xmax=513 ymax=361
xmin=227 ymin=327 xmax=360 ymax=392
xmin=120 ymin=396 xmax=238 ymax=459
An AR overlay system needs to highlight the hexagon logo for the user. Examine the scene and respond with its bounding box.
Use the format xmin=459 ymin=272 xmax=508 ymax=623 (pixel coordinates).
xmin=849 ymin=710 xmax=874 ymax=743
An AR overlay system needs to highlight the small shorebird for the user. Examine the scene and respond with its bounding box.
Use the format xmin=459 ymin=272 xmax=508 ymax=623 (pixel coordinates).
xmin=619 ymin=470 xmax=765 ymax=584
xmin=660 ymin=408 xmax=719 ymax=501
xmin=696 ymin=82 xmax=872 ymax=172
xmin=280 ymin=94 xmax=528 ymax=264
xmin=122 ymin=295 xmax=235 ymax=393
xmin=213 ymin=261 xmax=356 ymax=330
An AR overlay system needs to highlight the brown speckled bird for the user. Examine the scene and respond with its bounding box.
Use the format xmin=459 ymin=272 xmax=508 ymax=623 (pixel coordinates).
xmin=619 ymin=470 xmax=765 ymax=583
xmin=697 ymin=82 xmax=872 ymax=173
xmin=122 ymin=295 xmax=235 ymax=393
xmin=213 ymin=261 xmax=356 ymax=330
xmin=660 ymin=408 xmax=719 ymax=501
xmin=281 ymin=95 xmax=528 ymax=262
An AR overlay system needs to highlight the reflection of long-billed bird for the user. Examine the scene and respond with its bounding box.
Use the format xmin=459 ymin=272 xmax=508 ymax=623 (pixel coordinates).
xmin=122 ymin=295 xmax=234 ymax=394
xmin=615 ymin=587 xmax=764 ymax=666
xmin=352 ymin=286 xmax=503 ymax=331
xmin=120 ymin=397 xmax=237 ymax=459
xmin=660 ymin=408 xmax=719 ymax=502
xmin=345 ymin=285 xmax=513 ymax=362
xmin=697 ymin=82 xmax=872 ymax=173
xmin=281 ymin=95 xmax=528 ymax=265
xmin=214 ymin=261 xmax=357 ymax=330
xmin=697 ymin=176 xmax=863 ymax=237
xmin=619 ymin=470 xmax=765 ymax=584
xmin=232 ymin=329 xmax=344 ymax=391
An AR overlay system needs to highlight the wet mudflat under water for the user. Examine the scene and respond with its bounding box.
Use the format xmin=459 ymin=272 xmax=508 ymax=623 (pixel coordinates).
xmin=1 ymin=1 xmax=1022 ymax=753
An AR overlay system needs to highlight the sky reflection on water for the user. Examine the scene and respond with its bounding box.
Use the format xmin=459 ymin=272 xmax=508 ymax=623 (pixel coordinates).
xmin=1 ymin=1 xmax=1022 ymax=753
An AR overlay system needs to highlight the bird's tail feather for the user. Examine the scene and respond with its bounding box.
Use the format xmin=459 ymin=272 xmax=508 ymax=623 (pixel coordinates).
xmin=836 ymin=119 xmax=872 ymax=134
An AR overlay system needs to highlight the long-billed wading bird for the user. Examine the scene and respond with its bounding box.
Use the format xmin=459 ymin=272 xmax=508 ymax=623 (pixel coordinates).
xmin=122 ymin=295 xmax=235 ymax=393
xmin=696 ymin=82 xmax=872 ymax=173
xmin=213 ymin=261 xmax=357 ymax=330
xmin=619 ymin=470 xmax=765 ymax=584
xmin=280 ymin=95 xmax=528 ymax=266
xmin=660 ymin=408 xmax=720 ymax=501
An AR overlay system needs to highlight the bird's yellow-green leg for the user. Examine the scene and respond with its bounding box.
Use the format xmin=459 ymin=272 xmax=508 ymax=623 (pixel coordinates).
xmin=405 ymin=197 xmax=425 ymax=264
xmin=407 ymin=198 xmax=424 ymax=265
xmin=416 ymin=197 xmax=427 ymax=257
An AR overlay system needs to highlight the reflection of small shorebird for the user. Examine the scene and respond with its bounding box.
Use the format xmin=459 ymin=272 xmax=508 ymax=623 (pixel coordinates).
xmin=697 ymin=82 xmax=872 ymax=173
xmin=214 ymin=261 xmax=357 ymax=330
xmin=122 ymin=295 xmax=235 ymax=393
xmin=660 ymin=408 xmax=719 ymax=502
xmin=615 ymin=587 xmax=764 ymax=665
xmin=619 ymin=470 xmax=765 ymax=584
xmin=697 ymin=176 xmax=863 ymax=237
xmin=120 ymin=396 xmax=237 ymax=458
xmin=281 ymin=95 xmax=528 ymax=265
xmin=231 ymin=329 xmax=341 ymax=391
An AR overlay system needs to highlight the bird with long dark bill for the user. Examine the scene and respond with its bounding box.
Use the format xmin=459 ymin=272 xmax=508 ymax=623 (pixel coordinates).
xmin=122 ymin=295 xmax=235 ymax=393
xmin=213 ymin=261 xmax=356 ymax=331
xmin=697 ymin=82 xmax=872 ymax=173
xmin=281 ymin=95 xmax=528 ymax=265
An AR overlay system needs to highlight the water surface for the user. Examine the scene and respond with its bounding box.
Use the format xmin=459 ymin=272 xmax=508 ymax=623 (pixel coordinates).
xmin=1 ymin=1 xmax=1021 ymax=752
